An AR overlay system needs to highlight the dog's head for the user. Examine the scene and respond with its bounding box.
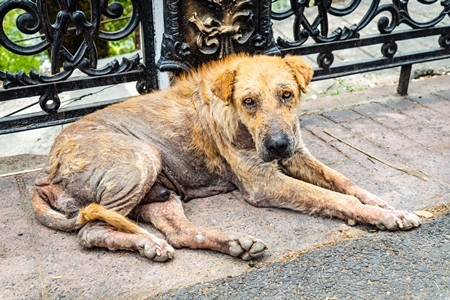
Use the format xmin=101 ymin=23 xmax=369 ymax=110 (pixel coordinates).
xmin=211 ymin=54 xmax=313 ymax=162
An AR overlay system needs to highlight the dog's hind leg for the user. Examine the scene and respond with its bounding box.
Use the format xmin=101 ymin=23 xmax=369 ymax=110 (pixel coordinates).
xmin=35 ymin=132 xmax=175 ymax=260
xmin=78 ymin=221 xmax=174 ymax=262
xmin=70 ymin=138 xmax=177 ymax=261
xmin=130 ymin=194 xmax=267 ymax=260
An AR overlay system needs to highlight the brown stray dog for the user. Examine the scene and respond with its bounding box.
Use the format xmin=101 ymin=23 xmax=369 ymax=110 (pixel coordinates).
xmin=33 ymin=54 xmax=420 ymax=262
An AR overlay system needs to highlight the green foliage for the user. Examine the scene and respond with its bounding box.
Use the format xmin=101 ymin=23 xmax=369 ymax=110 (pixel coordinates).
xmin=272 ymin=0 xmax=291 ymax=12
xmin=103 ymin=0 xmax=137 ymax=56
xmin=320 ymin=78 xmax=367 ymax=97
xmin=108 ymin=36 xmax=135 ymax=56
xmin=0 ymin=9 xmax=47 ymax=73
xmin=336 ymin=78 xmax=364 ymax=93
xmin=0 ymin=1 xmax=137 ymax=75
xmin=0 ymin=49 xmax=43 ymax=73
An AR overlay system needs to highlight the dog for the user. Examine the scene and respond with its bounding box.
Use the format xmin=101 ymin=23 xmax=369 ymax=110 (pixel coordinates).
xmin=33 ymin=54 xmax=420 ymax=262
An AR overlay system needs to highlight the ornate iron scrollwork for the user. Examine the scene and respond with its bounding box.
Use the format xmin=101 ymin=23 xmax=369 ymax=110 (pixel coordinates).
xmin=317 ymin=51 xmax=334 ymax=69
xmin=381 ymin=41 xmax=398 ymax=59
xmin=157 ymin=0 xmax=280 ymax=73
xmin=439 ymin=33 xmax=450 ymax=49
xmin=39 ymin=89 xmax=60 ymax=113
xmin=189 ymin=3 xmax=254 ymax=57
xmin=0 ymin=0 xmax=144 ymax=90
xmin=273 ymin=0 xmax=450 ymax=47
xmin=271 ymin=0 xmax=450 ymax=71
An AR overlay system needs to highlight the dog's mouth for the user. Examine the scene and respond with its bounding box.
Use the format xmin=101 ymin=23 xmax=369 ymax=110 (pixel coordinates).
xmin=260 ymin=132 xmax=295 ymax=162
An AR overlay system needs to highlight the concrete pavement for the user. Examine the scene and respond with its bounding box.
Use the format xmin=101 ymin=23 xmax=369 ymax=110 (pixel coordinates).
xmin=0 ymin=74 xmax=449 ymax=299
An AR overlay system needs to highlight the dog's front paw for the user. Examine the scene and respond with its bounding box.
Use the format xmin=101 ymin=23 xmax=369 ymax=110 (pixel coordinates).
xmin=228 ymin=235 xmax=267 ymax=261
xmin=136 ymin=237 xmax=175 ymax=262
xmin=372 ymin=210 xmax=421 ymax=231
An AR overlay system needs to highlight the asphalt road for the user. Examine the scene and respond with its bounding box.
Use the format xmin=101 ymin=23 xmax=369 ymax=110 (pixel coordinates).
xmin=154 ymin=214 xmax=450 ymax=300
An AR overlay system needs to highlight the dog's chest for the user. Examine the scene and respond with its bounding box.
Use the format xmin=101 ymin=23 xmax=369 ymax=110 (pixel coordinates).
xmin=158 ymin=150 xmax=237 ymax=201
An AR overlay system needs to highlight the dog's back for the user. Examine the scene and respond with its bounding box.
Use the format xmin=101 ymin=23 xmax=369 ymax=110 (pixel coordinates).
xmin=32 ymin=54 xmax=246 ymax=230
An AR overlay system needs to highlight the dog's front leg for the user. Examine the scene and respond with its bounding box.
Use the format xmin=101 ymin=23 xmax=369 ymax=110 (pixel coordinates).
xmin=278 ymin=146 xmax=393 ymax=210
xmin=240 ymin=170 xmax=420 ymax=231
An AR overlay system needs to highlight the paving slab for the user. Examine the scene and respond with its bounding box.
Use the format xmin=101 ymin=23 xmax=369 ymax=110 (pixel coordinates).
xmin=0 ymin=75 xmax=449 ymax=299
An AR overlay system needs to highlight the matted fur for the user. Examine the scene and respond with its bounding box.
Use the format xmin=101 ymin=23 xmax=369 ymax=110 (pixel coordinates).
xmin=32 ymin=54 xmax=420 ymax=262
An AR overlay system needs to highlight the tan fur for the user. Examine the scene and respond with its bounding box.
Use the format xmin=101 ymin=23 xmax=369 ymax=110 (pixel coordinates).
xmin=32 ymin=53 xmax=420 ymax=262
xmin=48 ymin=136 xmax=87 ymax=180
xmin=78 ymin=203 xmax=145 ymax=235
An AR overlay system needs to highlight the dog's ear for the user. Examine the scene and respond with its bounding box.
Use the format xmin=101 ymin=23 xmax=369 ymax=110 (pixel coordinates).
xmin=283 ymin=55 xmax=314 ymax=93
xmin=211 ymin=69 xmax=236 ymax=105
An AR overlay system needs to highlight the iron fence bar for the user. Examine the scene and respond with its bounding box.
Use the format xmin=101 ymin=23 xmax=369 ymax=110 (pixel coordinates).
xmin=0 ymin=99 xmax=124 ymax=134
xmin=136 ymin=0 xmax=158 ymax=94
xmin=278 ymin=26 xmax=450 ymax=56
xmin=398 ymin=64 xmax=412 ymax=96
xmin=309 ymin=49 xmax=450 ymax=81
xmin=0 ymin=70 xmax=144 ymax=101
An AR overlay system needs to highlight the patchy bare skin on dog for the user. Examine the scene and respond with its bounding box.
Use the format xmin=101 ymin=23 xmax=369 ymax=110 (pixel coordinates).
xmin=33 ymin=54 xmax=420 ymax=262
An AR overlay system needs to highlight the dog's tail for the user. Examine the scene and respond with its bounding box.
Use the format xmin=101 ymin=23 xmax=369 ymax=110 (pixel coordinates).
xmin=33 ymin=188 xmax=144 ymax=234
xmin=33 ymin=188 xmax=81 ymax=231
xmin=78 ymin=203 xmax=147 ymax=234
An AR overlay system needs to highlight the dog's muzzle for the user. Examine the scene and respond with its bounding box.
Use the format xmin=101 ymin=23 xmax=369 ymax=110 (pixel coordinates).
xmin=261 ymin=132 xmax=295 ymax=162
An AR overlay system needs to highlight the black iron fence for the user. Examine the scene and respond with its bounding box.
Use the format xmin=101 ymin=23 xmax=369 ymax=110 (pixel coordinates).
xmin=1 ymin=0 xmax=449 ymax=134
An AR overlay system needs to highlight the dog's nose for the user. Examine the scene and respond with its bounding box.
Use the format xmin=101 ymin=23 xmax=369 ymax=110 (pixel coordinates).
xmin=266 ymin=134 xmax=289 ymax=156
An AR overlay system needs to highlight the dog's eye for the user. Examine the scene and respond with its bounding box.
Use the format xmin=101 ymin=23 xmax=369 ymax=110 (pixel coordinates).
xmin=243 ymin=98 xmax=256 ymax=108
xmin=281 ymin=90 xmax=293 ymax=102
